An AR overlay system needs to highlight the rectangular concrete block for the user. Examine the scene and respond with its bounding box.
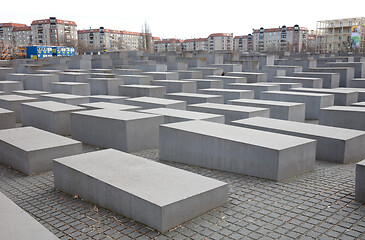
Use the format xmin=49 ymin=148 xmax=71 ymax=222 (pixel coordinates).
xmin=113 ymin=69 xmax=143 ymax=75
xmin=309 ymin=67 xmax=354 ymax=87
xmin=226 ymin=72 xmax=267 ymax=83
xmin=119 ymin=75 xmax=152 ymax=85
xmin=272 ymin=76 xmax=323 ymax=88
xmin=119 ymin=85 xmax=166 ymax=98
xmin=187 ymin=103 xmax=269 ymax=124
xmin=198 ymin=88 xmax=254 ymax=104
xmin=151 ymin=80 xmax=197 ymax=93
xmin=0 ymin=191 xmax=59 ymax=240
xmin=58 ymin=72 xmax=90 ymax=82
xmin=207 ymin=64 xmax=242 ymax=72
xmin=53 ymin=148 xmax=228 ymax=232
xmin=189 ymin=67 xmax=223 ymax=77
xmin=349 ymin=78 xmax=365 ymax=88
xmin=289 ymin=87 xmax=358 ymax=106
xmin=159 ymin=120 xmax=316 ymax=181
xmin=87 ymin=78 xmax=124 ymax=96
xmin=89 ymin=95 xmax=128 ymax=104
xmin=183 ymin=79 xmax=223 ymax=89
xmin=124 ymin=97 xmax=186 ymax=110
xmin=205 ymin=75 xmax=248 ymax=87
xmin=90 ymin=73 xmax=116 ymax=79
xmin=229 ymin=98 xmax=305 ymax=122
xmin=175 ymin=70 xmax=203 ymax=79
xmin=0 ymin=81 xmax=23 ymax=94
xmin=21 ymin=101 xmax=86 ymax=135
xmin=71 ymin=110 xmax=163 ymax=152
xmin=142 ymin=72 xmax=179 ymax=80
xmin=79 ymin=102 xmax=141 ymax=111
xmin=51 ymin=82 xmax=91 ymax=96
xmin=227 ymin=83 xmax=281 ymax=99
xmin=40 ymin=93 xmax=89 ymax=106
xmin=0 ymin=126 xmax=82 ymax=175
xmin=0 ymin=95 xmax=38 ymax=122
xmin=272 ymin=82 xmax=302 ymax=91
xmin=292 ymin=72 xmax=340 ymax=88
xmin=232 ymin=117 xmax=365 ymax=164
xmin=13 ymin=90 xmax=50 ymax=99
xmin=261 ymin=91 xmax=334 ymax=120
xmin=319 ymin=106 xmax=365 ymax=131
xmin=25 ymin=74 xmax=58 ymax=91
xmin=165 ymin=92 xmax=224 ymax=104
xmin=0 ymin=107 xmax=15 ymax=129
xmin=355 ymin=160 xmax=365 ymax=202
xmin=139 ymin=108 xmax=225 ymax=124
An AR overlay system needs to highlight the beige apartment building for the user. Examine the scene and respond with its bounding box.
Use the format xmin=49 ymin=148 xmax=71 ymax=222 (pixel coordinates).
xmin=208 ymin=33 xmax=233 ymax=51
xmin=153 ymin=38 xmax=183 ymax=53
xmin=31 ymin=17 xmax=77 ymax=46
xmin=0 ymin=23 xmax=29 ymax=47
xmin=182 ymin=38 xmax=208 ymax=51
xmin=316 ymin=17 xmax=365 ymax=53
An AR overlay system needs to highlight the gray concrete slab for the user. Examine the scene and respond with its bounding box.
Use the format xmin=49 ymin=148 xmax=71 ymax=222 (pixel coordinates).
xmin=175 ymin=70 xmax=203 ymax=79
xmin=118 ymin=85 xmax=166 ymax=98
xmin=207 ymin=64 xmax=242 ymax=72
xmin=309 ymin=67 xmax=354 ymax=87
xmin=25 ymin=74 xmax=58 ymax=91
xmin=325 ymin=62 xmax=365 ymax=78
xmin=21 ymin=101 xmax=86 ymax=136
xmin=319 ymin=106 xmax=365 ymax=131
xmin=289 ymin=87 xmax=358 ymax=106
xmin=165 ymin=92 xmax=224 ymax=104
xmin=229 ymin=98 xmax=305 ymax=122
xmin=189 ymin=67 xmax=223 ymax=77
xmin=0 ymin=95 xmax=38 ymax=122
xmin=112 ymin=69 xmax=143 ymax=75
xmin=51 ymin=82 xmax=91 ymax=96
xmin=187 ymin=103 xmax=269 ymax=124
xmin=0 ymin=107 xmax=15 ymax=129
xmin=124 ymin=97 xmax=186 ymax=110
xmin=58 ymin=72 xmax=90 ymax=82
xmin=0 ymin=191 xmax=59 ymax=240
xmin=271 ymin=76 xmax=323 ymax=88
xmin=0 ymin=81 xmax=23 ymax=94
xmin=159 ymin=120 xmax=315 ymax=181
xmin=119 ymin=75 xmax=152 ymax=85
xmin=226 ymin=72 xmax=267 ymax=83
xmin=182 ymin=79 xmax=223 ymax=89
xmin=0 ymin=126 xmax=82 ymax=175
xmin=232 ymin=117 xmax=365 ymax=164
xmin=151 ymin=80 xmax=197 ymax=93
xmin=227 ymin=83 xmax=281 ymax=99
xmin=355 ymin=160 xmax=365 ymax=203
xmin=53 ymin=148 xmax=228 ymax=232
xmin=71 ymin=110 xmax=163 ymax=152
xmin=204 ymin=75 xmax=248 ymax=87
xmin=349 ymin=78 xmax=365 ymax=88
xmin=270 ymin=82 xmax=303 ymax=91
xmin=142 ymin=72 xmax=179 ymax=80
xmin=89 ymin=95 xmax=128 ymax=104
xmin=336 ymin=87 xmax=365 ymax=101
xmin=40 ymin=93 xmax=89 ymax=106
xmin=90 ymin=73 xmax=116 ymax=79
xmin=79 ymin=102 xmax=141 ymax=111
xmin=292 ymin=72 xmax=340 ymax=89
xmin=198 ymin=88 xmax=254 ymax=104
xmin=13 ymin=90 xmax=50 ymax=99
xmin=139 ymin=108 xmax=224 ymax=123
xmin=261 ymin=91 xmax=334 ymax=120
xmin=86 ymin=78 xmax=124 ymax=96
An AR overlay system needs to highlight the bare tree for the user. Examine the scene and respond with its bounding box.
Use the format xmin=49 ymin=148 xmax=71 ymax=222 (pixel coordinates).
xmin=141 ymin=22 xmax=153 ymax=52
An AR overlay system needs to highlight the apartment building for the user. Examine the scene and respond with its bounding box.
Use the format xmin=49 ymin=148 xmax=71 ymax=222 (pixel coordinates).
xmin=0 ymin=23 xmax=28 ymax=47
xmin=316 ymin=17 xmax=365 ymax=53
xmin=31 ymin=17 xmax=77 ymax=46
xmin=182 ymin=38 xmax=208 ymax=51
xmin=12 ymin=26 xmax=32 ymax=47
xmin=78 ymin=27 xmax=145 ymax=51
xmin=153 ymin=38 xmax=183 ymax=53
xmin=208 ymin=33 xmax=233 ymax=51
xmin=252 ymin=25 xmax=308 ymax=52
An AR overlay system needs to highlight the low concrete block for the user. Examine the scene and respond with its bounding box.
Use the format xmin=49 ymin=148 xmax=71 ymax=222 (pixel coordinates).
xmin=119 ymin=75 xmax=152 ymax=85
xmin=139 ymin=108 xmax=224 ymax=123
xmin=58 ymin=72 xmax=90 ymax=82
xmin=151 ymin=80 xmax=197 ymax=93
xmin=309 ymin=67 xmax=354 ymax=87
xmin=142 ymin=72 xmax=179 ymax=80
xmin=292 ymin=72 xmax=340 ymax=89
xmin=198 ymin=88 xmax=254 ymax=104
xmin=165 ymin=92 xmax=224 ymax=104
xmin=227 ymin=83 xmax=280 ymax=99
xmin=187 ymin=103 xmax=269 ymax=124
xmin=0 ymin=95 xmax=37 ymax=122
xmin=87 ymin=78 xmax=124 ymax=96
xmin=0 ymin=108 xmax=15 ymax=129
xmin=262 ymin=91 xmax=334 ymax=120
xmin=349 ymin=78 xmax=365 ymax=88
xmin=71 ymin=110 xmax=163 ymax=152
xmin=124 ymin=97 xmax=186 ymax=110
xmin=118 ymin=85 xmax=166 ymax=98
xmin=79 ymin=102 xmax=141 ymax=111
xmin=226 ymin=72 xmax=267 ymax=83
xmin=232 ymin=117 xmax=365 ymax=163
xmin=0 ymin=81 xmax=23 ymax=94
xmin=0 ymin=127 xmax=82 ymax=175
xmin=159 ymin=120 xmax=316 ymax=181
xmin=13 ymin=90 xmax=50 ymax=99
xmin=53 ymin=148 xmax=228 ymax=232
xmin=205 ymin=75 xmax=248 ymax=87
xmin=175 ymin=70 xmax=203 ymax=79
xmin=0 ymin=191 xmax=59 ymax=239
xmin=51 ymin=82 xmax=91 ymax=96
xmin=207 ymin=64 xmax=242 ymax=72
xmin=40 ymin=93 xmax=89 ymax=106
xmin=319 ymin=106 xmax=365 ymax=131
xmin=89 ymin=95 xmax=128 ymax=104
xmin=355 ymin=160 xmax=365 ymax=202
xmin=189 ymin=67 xmax=223 ymax=77
xmin=21 ymin=101 xmax=86 ymax=135
xmin=230 ymin=98 xmax=305 ymax=122
xmin=183 ymin=79 xmax=223 ymax=89
xmin=25 ymin=74 xmax=58 ymax=91
xmin=271 ymin=82 xmax=302 ymax=91
xmin=271 ymin=76 xmax=323 ymax=88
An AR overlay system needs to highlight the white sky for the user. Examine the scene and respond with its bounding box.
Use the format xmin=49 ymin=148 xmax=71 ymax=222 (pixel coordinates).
xmin=1 ymin=0 xmax=365 ymax=39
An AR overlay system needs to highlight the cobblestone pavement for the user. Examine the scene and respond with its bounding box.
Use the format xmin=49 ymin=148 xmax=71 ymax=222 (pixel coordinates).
xmin=0 ymin=145 xmax=365 ymax=240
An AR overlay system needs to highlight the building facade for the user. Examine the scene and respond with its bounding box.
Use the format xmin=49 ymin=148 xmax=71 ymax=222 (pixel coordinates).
xmin=233 ymin=35 xmax=254 ymax=51
xmin=252 ymin=25 xmax=308 ymax=52
xmin=31 ymin=17 xmax=77 ymax=46
xmin=316 ymin=17 xmax=365 ymax=53
xmin=182 ymin=38 xmax=208 ymax=51
xmin=153 ymin=38 xmax=183 ymax=53
xmin=0 ymin=23 xmax=29 ymax=47
xmin=207 ymin=33 xmax=233 ymax=51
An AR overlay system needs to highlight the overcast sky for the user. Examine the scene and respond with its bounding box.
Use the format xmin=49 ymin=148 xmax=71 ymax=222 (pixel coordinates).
xmin=1 ymin=0 xmax=365 ymax=39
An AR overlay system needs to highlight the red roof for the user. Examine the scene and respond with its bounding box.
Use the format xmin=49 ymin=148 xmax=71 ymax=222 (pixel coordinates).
xmin=183 ymin=38 xmax=207 ymax=43
xmin=0 ymin=23 xmax=27 ymax=28
xmin=308 ymin=35 xmax=316 ymax=40
xmin=233 ymin=35 xmax=248 ymax=39
xmin=208 ymin=33 xmax=233 ymax=37
xmin=152 ymin=37 xmax=161 ymax=41
xmin=31 ymin=19 xmax=77 ymax=26
xmin=154 ymin=38 xmax=183 ymax=44
xmin=13 ymin=26 xmax=31 ymax=32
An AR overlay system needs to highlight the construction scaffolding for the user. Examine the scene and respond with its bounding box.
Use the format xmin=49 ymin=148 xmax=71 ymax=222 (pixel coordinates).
xmin=316 ymin=17 xmax=365 ymax=53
